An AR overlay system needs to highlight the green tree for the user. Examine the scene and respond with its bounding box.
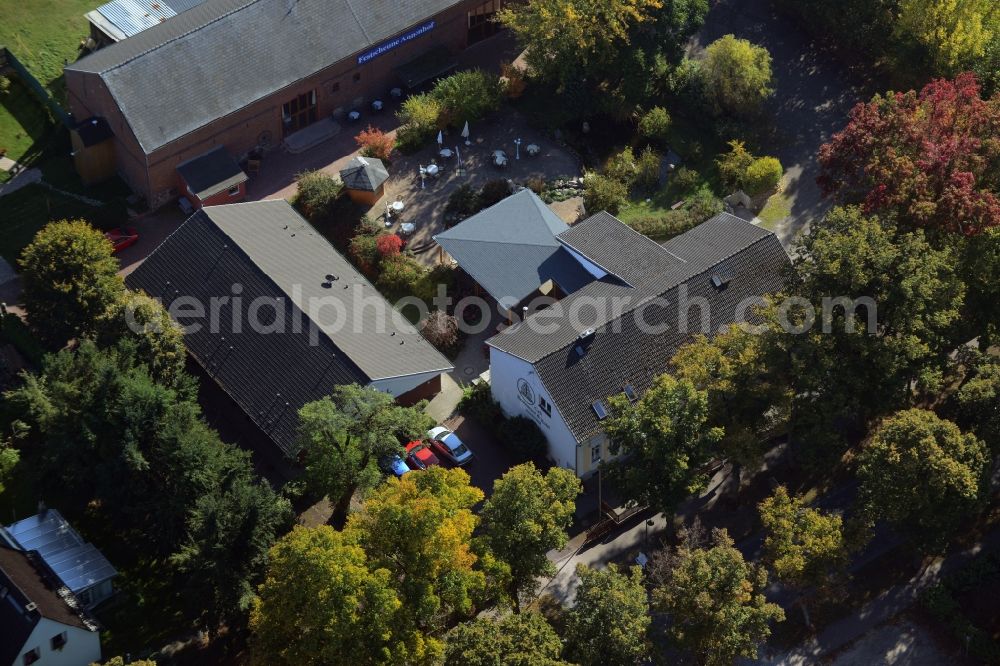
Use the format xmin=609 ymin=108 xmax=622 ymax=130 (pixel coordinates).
xmin=346 ymin=467 xmax=488 ymax=636
xmin=298 ymin=385 xmax=433 ymax=528
xmin=896 ymin=0 xmax=999 ymax=72
xmin=758 ymin=486 xmax=849 ymax=624
xmin=93 ymin=658 xmax=158 ymax=666
xmin=564 ymin=564 xmax=651 ymax=666
xmin=652 ymin=528 xmax=784 ymax=665
xmin=444 ymin=611 xmax=571 ymax=666
xmin=171 ymin=469 xmax=292 ymax=629
xmin=293 ymin=170 xmax=344 ymax=221
xmin=479 ymin=463 xmax=581 ymax=607
xmin=95 ymin=290 xmax=187 ymax=388
xmin=700 ymin=34 xmax=774 ymax=115
xmin=19 ymin=219 xmax=125 ymax=348
xmin=497 ymin=0 xmax=663 ymax=89
xmin=431 ymin=69 xmax=503 ymax=124
xmin=715 ymin=139 xmax=755 ymax=190
xmin=583 ymin=172 xmax=628 ymax=215
xmin=787 ymin=207 xmax=965 ymax=462
xmin=949 ymin=350 xmax=1000 ymax=451
xmin=0 ymin=435 xmax=20 ymax=494
xmin=604 ymin=373 xmax=723 ymax=514
xmin=857 ymin=409 xmax=988 ymax=550
xmin=250 ymin=526 xmax=403 ymax=666
xmin=638 ymin=106 xmax=671 ymax=144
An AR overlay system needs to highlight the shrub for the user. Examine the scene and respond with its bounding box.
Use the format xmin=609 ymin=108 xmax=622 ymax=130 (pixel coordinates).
xmin=671 ymin=167 xmax=701 ymax=194
xmin=354 ymin=125 xmax=394 ymax=161
xmin=605 ymin=147 xmax=639 ymax=188
xmin=498 ymin=416 xmax=549 ymax=463
xmin=419 ymin=309 xmax=460 ymax=353
xmin=376 ymin=255 xmax=427 ymax=297
xmin=584 ymin=173 xmax=628 ymax=215
xmin=500 ymin=62 xmax=527 ymax=99
xmin=525 ymin=176 xmax=546 ymax=194
xmin=479 ymin=179 xmax=512 ymax=209
xmin=356 ymin=215 xmax=383 ymax=236
xmin=459 ymin=381 xmax=502 ymax=424
xmin=638 ymin=106 xmax=671 ymax=144
xmin=294 ymin=170 xmax=343 ymax=220
xmin=635 ymin=147 xmax=661 ymax=191
xmin=627 ymin=210 xmax=700 ymax=241
xmin=716 ymin=140 xmax=755 ymax=191
xmin=432 ymin=69 xmax=503 ymax=125
xmin=396 ymin=93 xmax=442 ymax=150
xmin=375 ymin=234 xmax=403 ymax=259
xmin=412 ymin=264 xmax=456 ymax=304
xmin=349 ymin=233 xmax=380 ymax=276
xmin=446 ymin=184 xmax=482 ymax=219
xmin=743 ymin=156 xmax=783 ymax=197
xmin=687 ymin=188 xmax=724 ymax=219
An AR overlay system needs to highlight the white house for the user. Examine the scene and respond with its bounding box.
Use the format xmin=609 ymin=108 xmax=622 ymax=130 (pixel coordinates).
xmin=475 ymin=208 xmax=791 ymax=477
xmin=0 ymin=546 xmax=102 ymax=666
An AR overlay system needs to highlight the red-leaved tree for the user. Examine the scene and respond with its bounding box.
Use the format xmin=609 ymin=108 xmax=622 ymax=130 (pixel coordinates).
xmin=354 ymin=125 xmax=395 ymax=161
xmin=818 ymin=73 xmax=1000 ymax=236
xmin=375 ymin=233 xmax=403 ymax=258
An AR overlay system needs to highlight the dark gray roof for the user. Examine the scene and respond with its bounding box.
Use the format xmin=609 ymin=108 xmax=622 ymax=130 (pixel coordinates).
xmin=67 ymin=0 xmax=466 ymax=153
xmin=434 ymin=190 xmax=594 ymax=307
xmin=126 ymin=201 xmax=451 ymax=455
xmin=489 ymin=213 xmax=790 ymax=442
xmin=176 ymin=146 xmax=247 ymax=200
xmin=339 ymin=156 xmax=389 ymax=192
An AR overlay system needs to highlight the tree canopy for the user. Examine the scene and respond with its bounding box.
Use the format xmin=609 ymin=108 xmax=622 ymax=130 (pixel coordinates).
xmin=604 ymin=373 xmax=723 ymax=514
xmin=443 ymin=611 xmax=571 ymax=666
xmin=699 ymin=34 xmax=774 ymax=115
xmin=818 ymin=73 xmax=1000 ymax=236
xmin=95 ymin=290 xmax=187 ymax=389
xmin=896 ymin=0 xmax=999 ymax=73
xmin=652 ymin=528 xmax=784 ymax=665
xmin=19 ymin=219 xmax=125 ymax=348
xmin=479 ymin=463 xmax=581 ymax=608
xmin=857 ymin=408 xmax=988 ymax=549
xmin=564 ymin=564 xmax=651 ymax=666
xmin=250 ymin=526 xmax=403 ymax=666
xmin=298 ymin=385 xmax=433 ymax=527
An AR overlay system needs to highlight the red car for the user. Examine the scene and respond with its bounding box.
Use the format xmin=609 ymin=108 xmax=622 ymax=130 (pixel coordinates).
xmin=404 ymin=440 xmax=440 ymax=471
xmin=104 ymin=227 xmax=140 ymax=254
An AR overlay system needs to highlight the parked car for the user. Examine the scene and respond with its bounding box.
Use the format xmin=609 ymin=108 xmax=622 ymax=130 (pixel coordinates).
xmin=104 ymin=226 xmax=140 ymax=253
xmin=379 ymin=454 xmax=410 ymax=478
xmin=405 ymin=440 xmax=440 ymax=470
xmin=426 ymin=426 xmax=473 ymax=466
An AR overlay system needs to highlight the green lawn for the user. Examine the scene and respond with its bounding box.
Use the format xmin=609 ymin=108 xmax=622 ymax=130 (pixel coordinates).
xmin=0 ymin=0 xmax=94 ymax=104
xmin=0 ymin=182 xmax=127 ymax=264
xmin=0 ymin=78 xmax=57 ymax=163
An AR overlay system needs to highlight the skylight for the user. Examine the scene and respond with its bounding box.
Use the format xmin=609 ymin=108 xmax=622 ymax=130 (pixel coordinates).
xmin=592 ymin=400 xmax=608 ymax=420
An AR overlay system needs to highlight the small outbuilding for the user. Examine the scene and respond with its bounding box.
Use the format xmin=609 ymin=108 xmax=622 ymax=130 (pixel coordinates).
xmin=339 ymin=156 xmax=389 ymax=206
xmin=176 ymin=146 xmax=248 ymax=209
xmin=70 ymin=117 xmax=116 ymax=186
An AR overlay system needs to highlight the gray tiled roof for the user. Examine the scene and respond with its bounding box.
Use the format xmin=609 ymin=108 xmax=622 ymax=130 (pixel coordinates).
xmin=67 ymin=0 xmax=466 ymax=153
xmin=489 ymin=213 xmax=790 ymax=442
xmin=126 ymin=201 xmax=451 ymax=455
xmin=434 ymin=189 xmax=594 ymax=306
xmin=339 ymin=156 xmax=389 ymax=192
xmin=176 ymin=146 xmax=247 ymax=199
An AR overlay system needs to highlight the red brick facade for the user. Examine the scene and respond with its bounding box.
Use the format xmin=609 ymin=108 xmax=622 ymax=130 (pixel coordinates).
xmin=66 ymin=0 xmax=500 ymax=209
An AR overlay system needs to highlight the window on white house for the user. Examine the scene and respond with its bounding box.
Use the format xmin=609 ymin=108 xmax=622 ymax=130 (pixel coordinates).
xmin=228 ymin=185 xmax=241 ymax=197
xmin=538 ymin=395 xmax=552 ymax=416
xmin=51 ymin=632 xmax=68 ymax=650
xmin=591 ymin=444 xmax=602 ymax=464
xmin=23 ymin=647 xmax=40 ymax=665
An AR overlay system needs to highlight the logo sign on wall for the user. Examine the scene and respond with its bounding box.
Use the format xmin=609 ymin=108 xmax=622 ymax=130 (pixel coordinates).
xmin=517 ymin=378 xmax=535 ymax=407
xmin=357 ymin=20 xmax=436 ymax=65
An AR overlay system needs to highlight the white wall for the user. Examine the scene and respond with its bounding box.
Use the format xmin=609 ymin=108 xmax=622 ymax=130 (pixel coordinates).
xmin=16 ymin=618 xmax=101 ymax=666
xmin=558 ymin=242 xmax=609 ymax=280
xmin=369 ymin=370 xmax=444 ymax=398
xmin=488 ymin=347 xmax=580 ymax=475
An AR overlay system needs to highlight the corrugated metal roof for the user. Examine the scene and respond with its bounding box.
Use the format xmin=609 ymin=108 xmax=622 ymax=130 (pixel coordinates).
xmin=4 ymin=510 xmax=118 ymax=595
xmin=91 ymin=0 xmax=208 ymax=40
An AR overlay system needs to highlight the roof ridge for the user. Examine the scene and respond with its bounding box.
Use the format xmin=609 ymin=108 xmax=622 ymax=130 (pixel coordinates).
xmin=505 ymin=233 xmax=782 ymax=365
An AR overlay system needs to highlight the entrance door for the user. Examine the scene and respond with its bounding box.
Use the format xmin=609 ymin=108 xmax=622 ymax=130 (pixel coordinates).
xmin=282 ymin=90 xmax=318 ymax=136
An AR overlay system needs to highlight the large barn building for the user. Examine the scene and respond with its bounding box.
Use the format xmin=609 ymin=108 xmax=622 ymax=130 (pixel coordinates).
xmin=65 ymin=0 xmax=505 ymax=208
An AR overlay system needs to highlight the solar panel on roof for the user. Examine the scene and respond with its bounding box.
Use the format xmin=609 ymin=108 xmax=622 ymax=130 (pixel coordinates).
xmin=623 ymin=385 xmax=638 ymax=402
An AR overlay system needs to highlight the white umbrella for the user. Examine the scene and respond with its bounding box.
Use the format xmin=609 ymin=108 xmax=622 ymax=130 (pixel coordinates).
xmin=437 ymin=130 xmax=444 ymax=146
xmin=461 ymin=121 xmax=470 ymax=146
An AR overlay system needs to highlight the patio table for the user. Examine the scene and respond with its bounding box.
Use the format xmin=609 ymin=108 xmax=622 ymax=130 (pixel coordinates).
xmin=526 ymin=143 xmax=540 ymax=156
xmin=371 ymin=99 xmax=383 ymax=112
xmin=439 ymin=148 xmax=453 ymax=159
xmin=347 ymin=110 xmax=361 ymax=122
xmin=492 ymin=150 xmax=508 ymax=168
xmin=391 ymin=201 xmax=405 ymax=213
xmin=400 ymin=222 xmax=415 ymax=235
xmin=425 ymin=164 xmax=440 ymax=177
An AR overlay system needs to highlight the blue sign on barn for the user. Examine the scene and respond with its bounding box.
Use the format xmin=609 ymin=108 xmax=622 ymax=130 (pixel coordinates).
xmin=357 ymin=20 xmax=436 ymax=65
